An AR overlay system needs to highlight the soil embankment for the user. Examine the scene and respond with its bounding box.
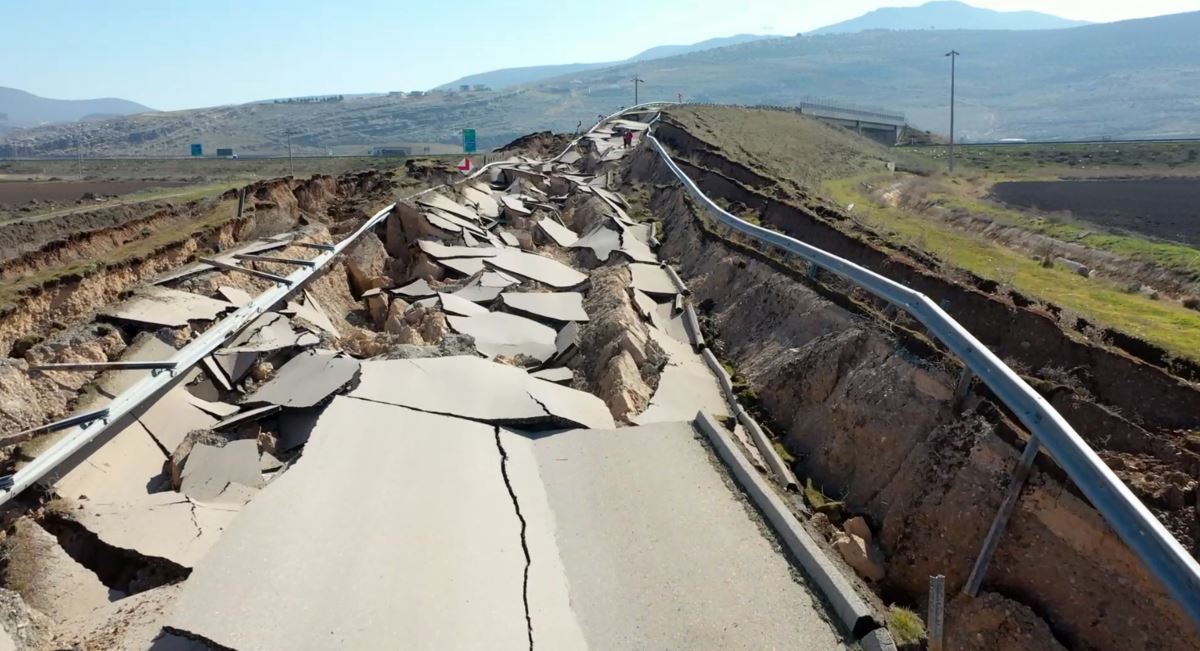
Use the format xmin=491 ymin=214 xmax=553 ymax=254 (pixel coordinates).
xmin=627 ymin=139 xmax=1196 ymax=650
xmin=0 ymin=170 xmax=402 ymax=443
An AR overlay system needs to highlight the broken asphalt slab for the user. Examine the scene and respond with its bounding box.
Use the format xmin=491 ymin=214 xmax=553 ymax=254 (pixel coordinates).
xmin=446 ymin=312 xmax=558 ymax=362
xmin=168 ymin=398 xmax=531 ymax=650
xmin=100 ymin=287 xmax=232 ymax=328
xmin=243 ymin=351 xmax=360 ymax=409
xmin=500 ymin=292 xmax=588 ymax=323
xmin=180 ymin=439 xmax=263 ymax=503
xmin=348 ymin=355 xmax=613 ymax=429
xmin=484 ymin=248 xmax=588 ymax=289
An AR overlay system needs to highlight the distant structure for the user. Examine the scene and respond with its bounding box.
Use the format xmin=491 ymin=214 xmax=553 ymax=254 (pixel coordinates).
xmin=273 ymin=95 xmax=344 ymax=105
xmin=792 ymin=98 xmax=906 ymax=146
xmin=369 ymin=146 xmax=410 ymax=157
xmin=472 ymin=84 xmax=490 ymax=92
xmin=459 ymin=84 xmax=471 ymax=92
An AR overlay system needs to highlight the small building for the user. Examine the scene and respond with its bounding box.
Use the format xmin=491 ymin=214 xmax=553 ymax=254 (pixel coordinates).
xmin=369 ymin=147 xmax=410 ymax=157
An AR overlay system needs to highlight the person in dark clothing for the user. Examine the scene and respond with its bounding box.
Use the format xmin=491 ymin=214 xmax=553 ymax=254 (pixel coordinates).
xmin=622 ymin=130 xmax=634 ymax=148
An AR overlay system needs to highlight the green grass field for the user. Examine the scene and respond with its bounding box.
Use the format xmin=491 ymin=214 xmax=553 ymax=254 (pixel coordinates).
xmin=930 ymin=190 xmax=1200 ymax=281
xmin=824 ymin=176 xmax=1200 ymax=360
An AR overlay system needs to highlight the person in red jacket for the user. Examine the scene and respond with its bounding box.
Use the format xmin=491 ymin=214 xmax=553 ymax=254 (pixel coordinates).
xmin=622 ymin=130 xmax=634 ymax=148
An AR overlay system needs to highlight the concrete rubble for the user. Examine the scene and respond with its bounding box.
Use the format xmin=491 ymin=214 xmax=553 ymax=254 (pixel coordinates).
xmin=446 ymin=312 xmax=559 ymax=362
xmin=499 ymin=291 xmax=589 ymax=323
xmin=100 ymin=287 xmax=232 ymax=328
xmin=2 ymin=119 xmax=856 ymax=649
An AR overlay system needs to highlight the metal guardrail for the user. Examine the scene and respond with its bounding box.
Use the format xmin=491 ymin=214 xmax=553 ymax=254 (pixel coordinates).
xmin=0 ymin=201 xmax=395 ymax=506
xmin=639 ymin=115 xmax=1200 ymax=627
xmin=0 ymin=102 xmax=651 ymax=507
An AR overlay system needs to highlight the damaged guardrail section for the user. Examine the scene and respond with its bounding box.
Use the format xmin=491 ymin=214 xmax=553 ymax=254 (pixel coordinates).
xmin=0 ymin=201 xmax=396 ymax=506
xmin=0 ymin=103 xmax=665 ymax=509
xmin=642 ymin=123 xmax=1200 ymax=627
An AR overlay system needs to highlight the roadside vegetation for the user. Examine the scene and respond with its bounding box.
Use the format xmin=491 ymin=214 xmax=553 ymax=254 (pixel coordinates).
xmin=665 ymin=106 xmax=922 ymax=193
xmin=887 ymin=605 xmax=926 ymax=647
xmin=0 ymin=198 xmax=236 ymax=312
xmin=824 ymin=176 xmax=1200 ymax=360
xmin=930 ymin=188 xmax=1200 ymax=280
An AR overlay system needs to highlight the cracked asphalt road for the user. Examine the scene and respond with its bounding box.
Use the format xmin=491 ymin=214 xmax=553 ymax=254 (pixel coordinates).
xmin=167 ymin=398 xmax=848 ymax=650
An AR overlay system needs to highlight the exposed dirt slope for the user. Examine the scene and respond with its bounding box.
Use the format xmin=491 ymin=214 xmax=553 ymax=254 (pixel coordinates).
xmin=627 ymin=145 xmax=1195 ymax=651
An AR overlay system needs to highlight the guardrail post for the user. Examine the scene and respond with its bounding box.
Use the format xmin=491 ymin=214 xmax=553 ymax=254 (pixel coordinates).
xmin=807 ymin=261 xmax=819 ymax=281
xmin=964 ymin=437 xmax=1040 ymax=597
xmin=929 ymin=575 xmax=946 ymax=651
xmin=953 ymin=367 xmax=973 ymax=409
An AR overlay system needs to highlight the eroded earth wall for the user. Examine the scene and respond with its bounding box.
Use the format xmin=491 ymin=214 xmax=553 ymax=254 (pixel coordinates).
xmin=628 ymin=147 xmax=1195 ymax=650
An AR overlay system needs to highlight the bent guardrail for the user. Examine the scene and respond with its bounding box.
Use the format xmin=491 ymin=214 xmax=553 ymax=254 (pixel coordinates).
xmin=640 ymin=118 xmax=1200 ymax=627
xmin=0 ymin=113 xmax=639 ymax=509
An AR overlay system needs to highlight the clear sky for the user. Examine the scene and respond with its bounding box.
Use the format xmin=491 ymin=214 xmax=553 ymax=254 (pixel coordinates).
xmin=5 ymin=0 xmax=1199 ymax=110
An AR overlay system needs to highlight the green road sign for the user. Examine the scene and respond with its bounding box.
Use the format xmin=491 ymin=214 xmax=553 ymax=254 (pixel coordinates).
xmin=190 ymin=143 xmax=203 ymax=157
xmin=462 ymin=129 xmax=476 ymax=154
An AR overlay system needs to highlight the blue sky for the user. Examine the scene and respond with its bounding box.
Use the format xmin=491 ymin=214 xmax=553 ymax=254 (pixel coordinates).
xmin=5 ymin=0 xmax=1199 ymax=110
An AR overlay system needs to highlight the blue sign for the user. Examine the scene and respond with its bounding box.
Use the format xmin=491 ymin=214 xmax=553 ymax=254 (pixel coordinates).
xmin=190 ymin=143 xmax=203 ymax=157
xmin=462 ymin=129 xmax=476 ymax=154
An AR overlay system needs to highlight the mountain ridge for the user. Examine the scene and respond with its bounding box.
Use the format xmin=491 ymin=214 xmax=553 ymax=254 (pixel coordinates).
xmin=4 ymin=11 xmax=1199 ymax=155
xmin=434 ymin=34 xmax=773 ymax=90
xmin=0 ymin=87 xmax=153 ymax=128
xmin=811 ymin=0 xmax=1091 ymax=35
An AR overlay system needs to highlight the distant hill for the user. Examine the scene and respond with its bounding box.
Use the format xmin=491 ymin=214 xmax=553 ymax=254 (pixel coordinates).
xmin=811 ymin=0 xmax=1090 ymax=34
xmin=0 ymin=87 xmax=153 ymax=128
xmin=5 ymin=12 xmax=1200 ymax=156
xmin=436 ymin=34 xmax=773 ymax=90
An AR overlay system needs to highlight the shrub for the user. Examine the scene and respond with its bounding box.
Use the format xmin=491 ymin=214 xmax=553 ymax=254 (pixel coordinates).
xmin=888 ymin=606 xmax=927 ymax=646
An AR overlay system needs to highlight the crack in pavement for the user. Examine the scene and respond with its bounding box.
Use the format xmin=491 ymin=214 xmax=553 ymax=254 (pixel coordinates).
xmin=494 ymin=428 xmax=534 ymax=650
xmin=524 ymin=391 xmax=554 ymax=420
xmin=186 ymin=499 xmax=204 ymax=540
xmin=345 ymin=394 xmax=557 ymax=428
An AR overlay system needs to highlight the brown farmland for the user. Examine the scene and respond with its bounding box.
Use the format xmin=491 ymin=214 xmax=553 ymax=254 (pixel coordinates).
xmin=992 ymin=178 xmax=1200 ymax=247
xmin=0 ymin=179 xmax=186 ymax=206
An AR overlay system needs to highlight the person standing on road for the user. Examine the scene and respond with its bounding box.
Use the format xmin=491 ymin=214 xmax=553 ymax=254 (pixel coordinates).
xmin=622 ymin=130 xmax=634 ymax=148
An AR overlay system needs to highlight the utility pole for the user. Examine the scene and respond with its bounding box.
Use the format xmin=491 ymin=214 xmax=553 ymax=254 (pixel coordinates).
xmin=631 ymin=76 xmax=644 ymax=106
xmin=945 ymin=50 xmax=959 ymax=173
xmin=76 ymin=122 xmax=84 ymax=180
xmin=286 ymin=129 xmax=294 ymax=177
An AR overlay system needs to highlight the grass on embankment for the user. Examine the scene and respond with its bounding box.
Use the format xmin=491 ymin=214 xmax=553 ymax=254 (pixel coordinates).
xmin=0 ymin=198 xmax=237 ymax=313
xmin=824 ymin=177 xmax=1200 ymax=362
xmin=664 ymin=106 xmax=932 ymax=194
